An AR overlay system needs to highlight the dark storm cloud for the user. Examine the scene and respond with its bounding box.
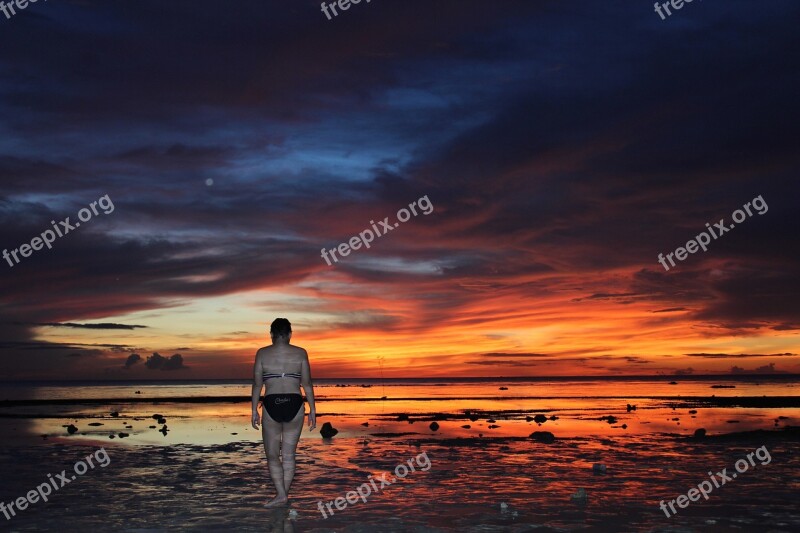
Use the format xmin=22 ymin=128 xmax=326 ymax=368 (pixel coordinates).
xmin=37 ymin=322 xmax=147 ymax=330
xmin=0 ymin=0 xmax=797 ymax=379
xmin=686 ymin=353 xmax=796 ymax=359
xmin=144 ymin=353 xmax=187 ymax=371
xmin=124 ymin=353 xmax=142 ymax=369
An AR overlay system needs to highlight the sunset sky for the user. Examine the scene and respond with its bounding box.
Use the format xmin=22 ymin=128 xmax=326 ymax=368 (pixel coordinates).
xmin=0 ymin=0 xmax=798 ymax=380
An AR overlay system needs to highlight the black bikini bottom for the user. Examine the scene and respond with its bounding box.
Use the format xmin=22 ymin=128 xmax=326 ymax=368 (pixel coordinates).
xmin=262 ymin=394 xmax=304 ymax=423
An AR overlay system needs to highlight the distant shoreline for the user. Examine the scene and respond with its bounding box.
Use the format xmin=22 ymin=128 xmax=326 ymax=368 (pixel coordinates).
xmin=1 ymin=374 xmax=798 ymax=385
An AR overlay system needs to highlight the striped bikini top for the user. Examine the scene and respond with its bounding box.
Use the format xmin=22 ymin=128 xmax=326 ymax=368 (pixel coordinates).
xmin=263 ymin=371 xmax=301 ymax=380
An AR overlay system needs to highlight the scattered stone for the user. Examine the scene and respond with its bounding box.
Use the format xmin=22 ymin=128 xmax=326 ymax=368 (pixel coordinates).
xmin=621 ymin=424 xmax=628 ymax=429
xmin=320 ymin=422 xmax=338 ymax=439
xmin=361 ymin=422 xmax=369 ymax=427
xmin=67 ymin=424 xmax=78 ymax=435
xmin=118 ymin=432 xmax=129 ymax=439
xmin=461 ymin=425 xmax=471 ymax=429
xmin=488 ymin=425 xmax=500 ymax=429
xmin=525 ymin=416 xmax=534 ymax=422
xmin=429 ymin=422 xmax=440 ymax=431
xmin=688 ymin=410 xmax=697 ymax=414
xmin=231 ymin=432 xmax=238 ymax=435
xmin=396 ymin=414 xmax=409 ymax=422
xmin=533 ymin=414 xmax=547 ymax=424
xmin=570 ymin=488 xmax=588 ymax=506
xmin=469 ymin=415 xmax=479 ymax=422
xmin=600 ymin=415 xmax=618 ymax=424
xmin=110 ymin=411 xmax=119 ymax=418
xmin=626 ymin=404 xmax=637 ymax=412
xmin=149 ymin=425 xmax=157 ymax=429
xmin=529 ymin=431 xmax=555 ymax=444
xmin=487 ymin=418 xmax=496 ymax=423
xmin=549 ymin=415 xmax=558 ymax=421
xmin=499 ymin=387 xmax=508 ymax=390
xmin=694 ymin=428 xmax=707 ymax=439
xmin=88 ymin=423 xmax=104 ymax=427
xmin=152 ymin=414 xmax=163 ymax=420
xmin=669 ymin=381 xmax=678 ymax=385
xmin=109 ymin=434 xmax=116 ymax=439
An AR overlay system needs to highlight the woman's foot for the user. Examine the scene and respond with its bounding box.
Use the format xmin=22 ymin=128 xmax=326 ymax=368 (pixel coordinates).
xmin=264 ymin=495 xmax=289 ymax=508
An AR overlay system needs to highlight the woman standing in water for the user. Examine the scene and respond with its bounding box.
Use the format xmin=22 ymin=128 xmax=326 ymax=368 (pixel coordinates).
xmin=252 ymin=318 xmax=317 ymax=508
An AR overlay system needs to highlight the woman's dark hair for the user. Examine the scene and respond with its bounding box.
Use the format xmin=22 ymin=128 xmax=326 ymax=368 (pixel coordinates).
xmin=270 ymin=318 xmax=292 ymax=338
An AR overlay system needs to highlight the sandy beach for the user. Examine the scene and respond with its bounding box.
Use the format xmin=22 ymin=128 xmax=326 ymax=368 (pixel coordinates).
xmin=1 ymin=379 xmax=798 ymax=532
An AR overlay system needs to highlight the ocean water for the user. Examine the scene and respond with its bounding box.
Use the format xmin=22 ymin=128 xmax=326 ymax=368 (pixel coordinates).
xmin=1 ymin=377 xmax=798 ymax=531
xmin=1 ymin=376 xmax=797 ymax=446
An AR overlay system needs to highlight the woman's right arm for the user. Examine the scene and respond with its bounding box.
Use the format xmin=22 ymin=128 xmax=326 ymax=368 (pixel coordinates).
xmin=251 ymin=350 xmax=263 ymax=429
xmin=301 ymin=350 xmax=317 ymax=430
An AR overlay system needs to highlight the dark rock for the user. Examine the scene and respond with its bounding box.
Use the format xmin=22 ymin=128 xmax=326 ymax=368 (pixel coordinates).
xmin=533 ymin=414 xmax=547 ymax=424
xmin=525 ymin=416 xmax=534 ymax=422
xmin=600 ymin=415 xmax=618 ymax=424
xmin=110 ymin=411 xmax=119 ymax=418
xmin=320 ymin=422 xmax=338 ymax=439
xmin=461 ymin=425 xmax=471 ymax=429
xmin=549 ymin=415 xmax=558 ymax=421
xmin=67 ymin=424 xmax=78 ymax=435
xmin=469 ymin=415 xmax=479 ymax=422
xmin=397 ymin=414 xmax=409 ymax=422
xmin=488 ymin=424 xmax=500 ymax=429
xmin=361 ymin=422 xmax=369 ymax=427
xmin=571 ymin=488 xmax=588 ymax=506
xmin=149 ymin=425 xmax=157 ymax=429
xmin=487 ymin=418 xmax=496 ymax=423
xmin=530 ymin=431 xmax=555 ymax=443
xmin=118 ymin=432 xmax=129 ymax=438
xmin=626 ymin=404 xmax=637 ymax=412
xmin=88 ymin=423 xmax=104 ymax=427
xmin=499 ymin=387 xmax=508 ymax=390
xmin=694 ymin=428 xmax=706 ymax=439
xmin=152 ymin=414 xmax=163 ymax=419
xmin=429 ymin=422 xmax=440 ymax=431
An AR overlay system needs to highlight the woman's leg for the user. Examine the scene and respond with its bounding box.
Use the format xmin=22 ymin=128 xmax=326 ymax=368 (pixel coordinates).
xmin=263 ymin=407 xmax=288 ymax=507
xmin=280 ymin=403 xmax=306 ymax=495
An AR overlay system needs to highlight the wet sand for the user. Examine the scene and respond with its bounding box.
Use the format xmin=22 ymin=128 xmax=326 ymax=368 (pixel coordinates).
xmin=0 ymin=428 xmax=798 ymax=532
